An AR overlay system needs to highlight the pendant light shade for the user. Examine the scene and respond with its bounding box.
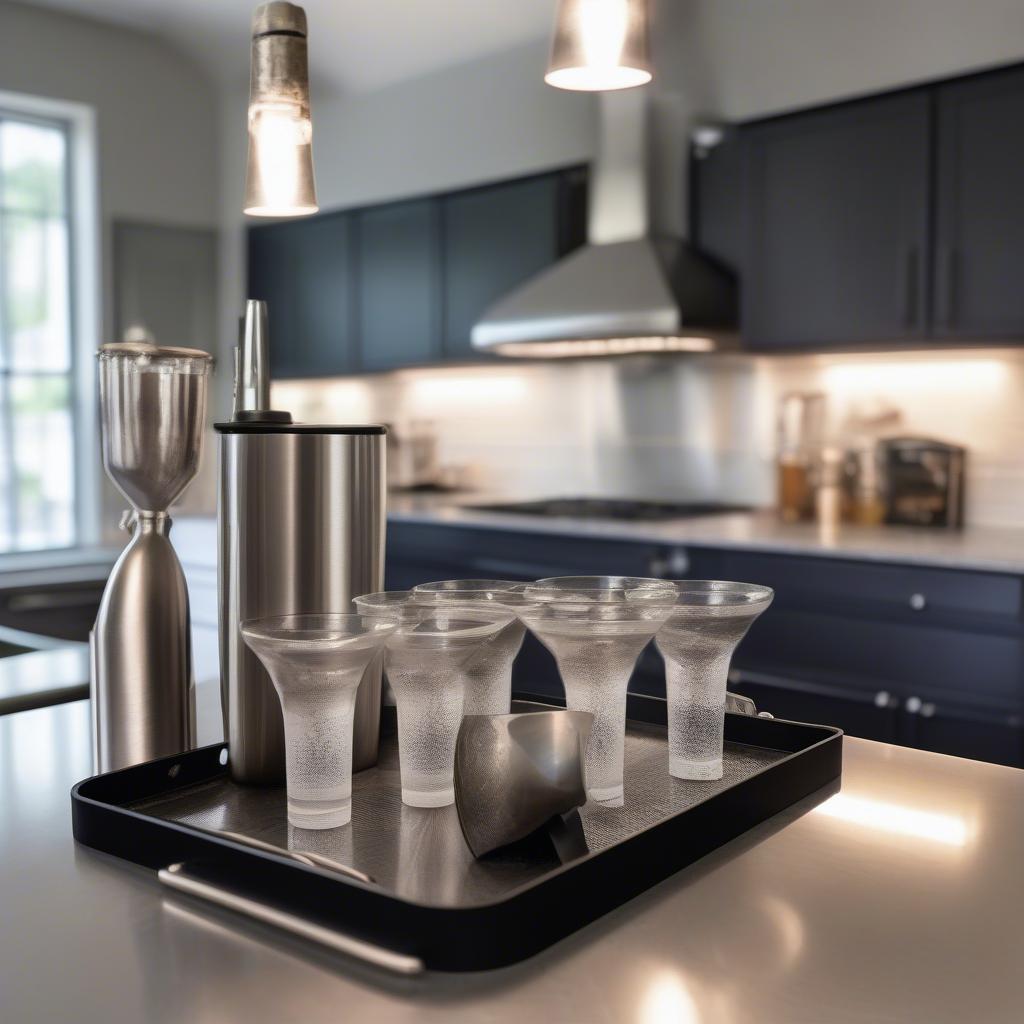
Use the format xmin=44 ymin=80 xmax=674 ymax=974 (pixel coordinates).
xmin=545 ymin=0 xmax=652 ymax=92
xmin=244 ymin=2 xmax=318 ymax=217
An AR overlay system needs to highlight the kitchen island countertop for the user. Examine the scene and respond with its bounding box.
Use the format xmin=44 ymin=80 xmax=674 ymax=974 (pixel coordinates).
xmin=3 ymin=692 xmax=1023 ymax=1022
xmin=388 ymin=493 xmax=1024 ymax=574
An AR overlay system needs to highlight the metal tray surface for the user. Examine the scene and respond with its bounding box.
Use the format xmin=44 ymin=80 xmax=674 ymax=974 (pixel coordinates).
xmin=72 ymin=693 xmax=843 ymax=972
xmin=127 ymin=713 xmax=786 ymax=907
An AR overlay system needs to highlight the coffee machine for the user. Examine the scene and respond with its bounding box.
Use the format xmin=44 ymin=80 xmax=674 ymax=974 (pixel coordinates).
xmin=91 ymin=341 xmax=212 ymax=773
xmin=218 ymin=301 xmax=387 ymax=784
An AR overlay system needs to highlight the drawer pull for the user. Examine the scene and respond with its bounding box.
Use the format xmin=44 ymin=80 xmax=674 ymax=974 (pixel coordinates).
xmin=874 ymin=690 xmax=893 ymax=709
xmin=905 ymin=696 xmax=923 ymax=714
xmin=649 ymin=549 xmax=690 ymax=579
xmin=908 ymin=593 xmax=927 ymax=611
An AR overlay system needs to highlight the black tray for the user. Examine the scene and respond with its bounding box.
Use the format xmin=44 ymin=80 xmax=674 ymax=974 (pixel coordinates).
xmin=72 ymin=693 xmax=842 ymax=973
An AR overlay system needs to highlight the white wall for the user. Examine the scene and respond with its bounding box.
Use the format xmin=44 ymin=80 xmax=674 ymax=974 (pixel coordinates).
xmin=690 ymin=0 xmax=1024 ymax=120
xmin=0 ymin=2 xmax=222 ymax=531
xmin=0 ymin=2 xmax=220 ymax=338
xmin=277 ymin=346 xmax=1024 ymax=528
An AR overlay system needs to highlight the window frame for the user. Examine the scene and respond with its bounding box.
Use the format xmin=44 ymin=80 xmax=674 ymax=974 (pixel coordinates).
xmin=0 ymin=91 xmax=100 ymax=564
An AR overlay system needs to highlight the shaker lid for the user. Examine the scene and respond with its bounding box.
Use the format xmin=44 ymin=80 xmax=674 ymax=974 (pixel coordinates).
xmin=215 ymin=422 xmax=386 ymax=435
xmin=98 ymin=340 xmax=214 ymax=362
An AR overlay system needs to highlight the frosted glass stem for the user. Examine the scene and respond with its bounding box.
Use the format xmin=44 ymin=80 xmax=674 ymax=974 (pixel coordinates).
xmin=552 ymin=637 xmax=642 ymax=807
xmin=279 ymin=678 xmax=361 ymax=828
xmin=663 ymin=652 xmax=733 ymax=781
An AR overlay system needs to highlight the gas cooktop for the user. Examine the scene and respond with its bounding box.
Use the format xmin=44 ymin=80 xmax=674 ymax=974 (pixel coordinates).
xmin=464 ymin=498 xmax=754 ymax=522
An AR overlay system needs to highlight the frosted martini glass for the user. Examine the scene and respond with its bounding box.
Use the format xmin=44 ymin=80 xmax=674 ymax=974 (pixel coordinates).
xmin=412 ymin=580 xmax=530 ymax=716
xmin=352 ymin=590 xmax=431 ymax=705
xmin=655 ymin=581 xmax=774 ymax=781
xmin=520 ymin=577 xmax=677 ymax=807
xmin=352 ymin=590 xmax=427 ymax=620
xmin=385 ymin=606 xmax=516 ymax=808
xmin=240 ymin=614 xmax=397 ymax=829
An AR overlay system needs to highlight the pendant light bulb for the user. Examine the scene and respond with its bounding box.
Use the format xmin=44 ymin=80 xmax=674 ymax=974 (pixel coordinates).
xmin=545 ymin=0 xmax=652 ymax=92
xmin=244 ymin=2 xmax=318 ymax=217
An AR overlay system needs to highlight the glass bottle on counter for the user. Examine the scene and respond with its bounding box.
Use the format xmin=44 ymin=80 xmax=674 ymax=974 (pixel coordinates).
xmin=777 ymin=392 xmax=827 ymax=522
xmin=839 ymin=400 xmax=902 ymax=527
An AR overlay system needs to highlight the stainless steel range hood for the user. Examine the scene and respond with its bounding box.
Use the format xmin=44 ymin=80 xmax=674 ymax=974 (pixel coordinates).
xmin=472 ymin=91 xmax=736 ymax=358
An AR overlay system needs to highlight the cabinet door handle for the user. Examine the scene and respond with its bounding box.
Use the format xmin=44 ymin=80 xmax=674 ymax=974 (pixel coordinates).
xmin=649 ymin=549 xmax=690 ymax=579
xmin=936 ymin=246 xmax=957 ymax=328
xmin=902 ymin=695 xmax=925 ymax=747
xmin=909 ymin=593 xmax=927 ymax=612
xmin=874 ymin=690 xmax=894 ymax=709
xmin=902 ymin=246 xmax=919 ymax=329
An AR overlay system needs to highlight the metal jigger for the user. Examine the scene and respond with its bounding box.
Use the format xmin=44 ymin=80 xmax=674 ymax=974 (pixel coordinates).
xmin=454 ymin=709 xmax=593 ymax=860
xmin=90 ymin=340 xmax=213 ymax=774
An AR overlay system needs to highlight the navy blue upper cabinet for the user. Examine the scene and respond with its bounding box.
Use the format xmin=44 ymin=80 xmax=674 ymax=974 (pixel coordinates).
xmin=248 ymin=221 xmax=301 ymax=375
xmin=934 ymin=66 xmax=1024 ymax=339
xmin=355 ymin=199 xmax=440 ymax=371
xmin=245 ymin=167 xmax=585 ymax=375
xmin=743 ymin=93 xmax=930 ymax=348
xmin=248 ymin=212 xmax=355 ymax=378
xmin=441 ymin=173 xmax=583 ymax=360
xmin=695 ymin=63 xmax=1024 ymax=350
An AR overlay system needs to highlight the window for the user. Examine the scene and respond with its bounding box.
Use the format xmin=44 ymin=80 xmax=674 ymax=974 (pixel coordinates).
xmin=0 ymin=111 xmax=76 ymax=552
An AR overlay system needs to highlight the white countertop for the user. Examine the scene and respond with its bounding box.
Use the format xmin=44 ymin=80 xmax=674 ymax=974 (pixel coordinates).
xmin=388 ymin=494 xmax=1024 ymax=574
xmin=4 ymin=692 xmax=1024 ymax=1022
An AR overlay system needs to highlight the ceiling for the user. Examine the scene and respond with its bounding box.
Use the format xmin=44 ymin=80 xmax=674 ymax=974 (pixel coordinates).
xmin=24 ymin=0 xmax=558 ymax=93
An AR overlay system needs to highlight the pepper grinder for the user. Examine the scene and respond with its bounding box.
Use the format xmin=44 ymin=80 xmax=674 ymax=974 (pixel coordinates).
xmin=91 ymin=341 xmax=213 ymax=773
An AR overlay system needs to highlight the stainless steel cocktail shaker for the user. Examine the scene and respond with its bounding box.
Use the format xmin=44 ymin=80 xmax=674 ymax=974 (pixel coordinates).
xmin=218 ymin=301 xmax=386 ymax=784
xmin=91 ymin=341 xmax=212 ymax=773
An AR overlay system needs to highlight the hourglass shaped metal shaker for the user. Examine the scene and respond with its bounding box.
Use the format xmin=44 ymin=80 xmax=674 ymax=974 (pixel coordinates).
xmin=91 ymin=340 xmax=212 ymax=773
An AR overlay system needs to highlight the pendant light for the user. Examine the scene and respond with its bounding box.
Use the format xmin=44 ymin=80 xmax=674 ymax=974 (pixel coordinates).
xmin=244 ymin=2 xmax=318 ymax=217
xmin=545 ymin=0 xmax=652 ymax=92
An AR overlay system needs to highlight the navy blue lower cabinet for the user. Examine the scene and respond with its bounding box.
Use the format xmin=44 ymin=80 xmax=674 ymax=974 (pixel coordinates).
xmin=728 ymin=668 xmax=902 ymax=745
xmin=384 ymin=521 xmax=1024 ymax=768
xmin=386 ymin=522 xmax=665 ymax=584
xmin=901 ymin=697 xmax=1023 ymax=767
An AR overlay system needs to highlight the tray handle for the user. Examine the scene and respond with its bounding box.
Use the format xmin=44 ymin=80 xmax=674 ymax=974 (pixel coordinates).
xmin=159 ymin=862 xmax=424 ymax=975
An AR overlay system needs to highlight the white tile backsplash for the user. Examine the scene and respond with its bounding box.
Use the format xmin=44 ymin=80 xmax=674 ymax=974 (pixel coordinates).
xmin=274 ymin=348 xmax=1024 ymax=527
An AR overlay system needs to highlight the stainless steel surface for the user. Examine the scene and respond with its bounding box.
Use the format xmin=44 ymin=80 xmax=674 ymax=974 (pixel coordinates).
xmin=471 ymin=92 xmax=735 ymax=355
xmin=881 ymin=436 xmax=966 ymax=529
xmin=92 ymin=516 xmax=195 ymax=773
xmin=218 ymin=427 xmax=386 ymax=784
xmin=7 ymin=697 xmax=1024 ymax=1020
xmin=234 ymin=300 xmax=271 ymax=416
xmin=158 ymin=863 xmax=422 ymax=975
xmin=454 ymin=709 xmax=592 ymax=858
xmin=92 ymin=342 xmax=211 ymax=773
xmin=96 ymin=342 xmax=212 ymax=514
xmin=244 ymin=2 xmax=318 ymax=216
